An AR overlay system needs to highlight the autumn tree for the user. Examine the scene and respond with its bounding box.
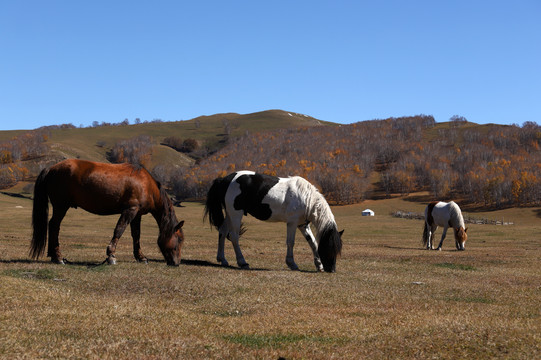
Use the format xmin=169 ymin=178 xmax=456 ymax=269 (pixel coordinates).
xmin=107 ymin=135 xmax=153 ymax=166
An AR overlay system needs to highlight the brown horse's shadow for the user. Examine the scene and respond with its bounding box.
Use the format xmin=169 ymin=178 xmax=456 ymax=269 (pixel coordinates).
xmin=0 ymin=259 xmax=37 ymax=264
xmin=0 ymin=258 xmax=107 ymax=267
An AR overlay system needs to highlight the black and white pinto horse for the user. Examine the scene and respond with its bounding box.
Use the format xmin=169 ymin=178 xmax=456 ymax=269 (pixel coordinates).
xmin=422 ymin=201 xmax=468 ymax=251
xmin=204 ymin=171 xmax=343 ymax=272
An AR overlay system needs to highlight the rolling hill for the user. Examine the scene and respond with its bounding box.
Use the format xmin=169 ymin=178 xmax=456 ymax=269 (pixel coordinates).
xmin=0 ymin=109 xmax=332 ymax=188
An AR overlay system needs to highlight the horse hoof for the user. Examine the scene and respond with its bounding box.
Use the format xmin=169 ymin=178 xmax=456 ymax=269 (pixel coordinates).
xmin=216 ymin=259 xmax=229 ymax=267
xmin=240 ymin=263 xmax=250 ymax=270
xmin=107 ymin=256 xmax=117 ymax=265
xmin=52 ymin=259 xmax=65 ymax=265
xmin=137 ymin=258 xmax=148 ymax=264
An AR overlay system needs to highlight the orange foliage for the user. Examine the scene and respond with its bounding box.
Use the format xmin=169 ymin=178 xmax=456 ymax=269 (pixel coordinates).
xmin=168 ymin=116 xmax=540 ymax=207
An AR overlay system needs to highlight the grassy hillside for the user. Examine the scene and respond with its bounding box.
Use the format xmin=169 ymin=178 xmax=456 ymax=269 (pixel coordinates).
xmin=3 ymin=112 xmax=539 ymax=209
xmin=0 ymin=109 xmax=330 ymax=180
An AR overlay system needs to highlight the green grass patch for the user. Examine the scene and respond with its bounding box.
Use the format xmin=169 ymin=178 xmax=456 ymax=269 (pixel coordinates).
xmin=4 ymin=268 xmax=59 ymax=280
xmin=222 ymin=333 xmax=339 ymax=349
xmin=71 ymin=243 xmax=94 ymax=249
xmin=435 ymin=262 xmax=476 ymax=271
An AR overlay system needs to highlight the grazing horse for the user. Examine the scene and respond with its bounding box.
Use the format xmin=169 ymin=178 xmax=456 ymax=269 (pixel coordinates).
xmin=204 ymin=171 xmax=343 ymax=272
xmin=422 ymin=201 xmax=468 ymax=251
xmin=30 ymin=159 xmax=185 ymax=266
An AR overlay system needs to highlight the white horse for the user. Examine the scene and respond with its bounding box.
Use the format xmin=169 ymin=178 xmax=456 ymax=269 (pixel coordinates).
xmin=422 ymin=201 xmax=468 ymax=250
xmin=204 ymin=171 xmax=343 ymax=272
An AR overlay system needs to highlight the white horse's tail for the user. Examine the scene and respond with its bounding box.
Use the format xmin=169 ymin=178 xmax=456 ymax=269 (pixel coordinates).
xmin=422 ymin=221 xmax=429 ymax=247
xmin=422 ymin=202 xmax=437 ymax=248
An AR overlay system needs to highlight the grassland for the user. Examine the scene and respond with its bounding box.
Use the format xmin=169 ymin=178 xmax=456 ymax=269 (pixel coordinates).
xmin=1 ymin=193 xmax=540 ymax=359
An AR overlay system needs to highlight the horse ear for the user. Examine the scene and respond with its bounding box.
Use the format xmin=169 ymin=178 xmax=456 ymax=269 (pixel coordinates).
xmin=465 ymin=227 xmax=468 ymax=233
xmin=175 ymin=220 xmax=184 ymax=231
xmin=339 ymin=229 xmax=344 ymax=237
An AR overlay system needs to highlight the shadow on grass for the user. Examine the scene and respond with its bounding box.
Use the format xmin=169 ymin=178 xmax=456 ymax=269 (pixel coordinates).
xmin=156 ymin=258 xmax=273 ymax=272
xmin=383 ymin=245 xmax=463 ymax=253
xmin=383 ymin=245 xmax=421 ymax=251
xmin=0 ymin=259 xmax=37 ymax=264
xmin=1 ymin=258 xmax=314 ymax=273
xmin=179 ymin=259 xmax=320 ymax=273
xmin=0 ymin=191 xmax=32 ymax=200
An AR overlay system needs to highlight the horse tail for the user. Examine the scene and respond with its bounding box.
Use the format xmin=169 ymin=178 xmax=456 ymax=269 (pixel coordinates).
xmin=30 ymin=167 xmax=50 ymax=259
xmin=422 ymin=221 xmax=429 ymax=247
xmin=204 ymin=176 xmax=230 ymax=231
xmin=422 ymin=202 xmax=437 ymax=247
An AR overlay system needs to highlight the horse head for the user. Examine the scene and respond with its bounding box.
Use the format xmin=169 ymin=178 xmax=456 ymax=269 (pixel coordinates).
xmin=454 ymin=227 xmax=467 ymax=251
xmin=318 ymin=228 xmax=344 ymax=273
xmin=159 ymin=220 xmax=185 ymax=266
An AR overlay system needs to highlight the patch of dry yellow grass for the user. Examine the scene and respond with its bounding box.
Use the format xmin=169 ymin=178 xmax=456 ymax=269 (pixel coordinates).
xmin=1 ymin=195 xmax=540 ymax=359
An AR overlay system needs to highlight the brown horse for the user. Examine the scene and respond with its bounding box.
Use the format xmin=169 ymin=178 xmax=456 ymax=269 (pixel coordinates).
xmin=30 ymin=159 xmax=185 ymax=266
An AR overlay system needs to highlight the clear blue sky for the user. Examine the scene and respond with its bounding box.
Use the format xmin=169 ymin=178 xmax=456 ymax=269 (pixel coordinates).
xmin=1 ymin=1 xmax=540 ymax=130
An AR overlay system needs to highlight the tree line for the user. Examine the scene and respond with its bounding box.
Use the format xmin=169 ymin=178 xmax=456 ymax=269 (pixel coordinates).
xmin=1 ymin=116 xmax=540 ymax=209
xmin=165 ymin=116 xmax=541 ymax=208
xmin=0 ymin=130 xmax=48 ymax=188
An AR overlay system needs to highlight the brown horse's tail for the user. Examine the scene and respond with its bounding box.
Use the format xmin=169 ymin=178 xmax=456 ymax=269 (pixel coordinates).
xmin=30 ymin=167 xmax=50 ymax=259
xmin=203 ymin=175 xmax=230 ymax=231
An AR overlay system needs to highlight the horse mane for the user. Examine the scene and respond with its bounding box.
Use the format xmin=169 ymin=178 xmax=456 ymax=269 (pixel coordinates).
xmin=291 ymin=177 xmax=336 ymax=235
xmin=448 ymin=201 xmax=465 ymax=229
xmin=154 ymin=177 xmax=178 ymax=237
xmin=292 ymin=176 xmax=342 ymax=269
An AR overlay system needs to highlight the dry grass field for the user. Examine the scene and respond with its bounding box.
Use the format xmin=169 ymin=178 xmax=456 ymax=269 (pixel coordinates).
xmin=1 ymin=193 xmax=540 ymax=359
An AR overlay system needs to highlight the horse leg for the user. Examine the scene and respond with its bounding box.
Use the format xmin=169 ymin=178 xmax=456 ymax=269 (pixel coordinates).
xmin=130 ymin=214 xmax=147 ymax=263
xmin=229 ymin=231 xmax=249 ymax=269
xmin=226 ymin=212 xmax=249 ymax=269
xmin=107 ymin=207 xmax=138 ymax=264
xmin=48 ymin=205 xmax=68 ymax=264
xmin=436 ymin=226 xmax=448 ymax=251
xmin=216 ymin=212 xmax=232 ymax=266
xmin=425 ymin=223 xmax=432 ymax=250
xmin=298 ymin=224 xmax=323 ymax=272
xmin=428 ymin=225 xmax=437 ymax=250
xmin=216 ymin=222 xmax=229 ymax=267
xmin=284 ymin=222 xmax=299 ymax=271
